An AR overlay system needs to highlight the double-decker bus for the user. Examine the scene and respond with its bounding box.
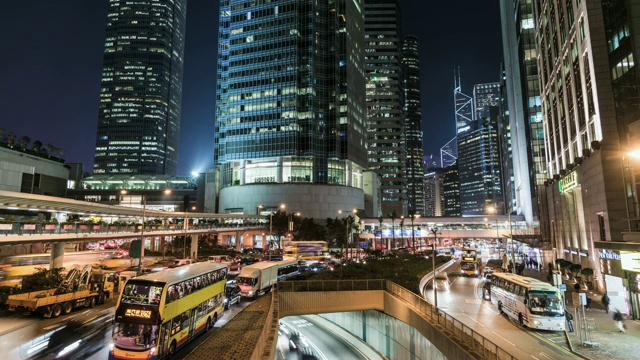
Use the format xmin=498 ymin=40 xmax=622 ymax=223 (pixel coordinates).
xmin=283 ymin=241 xmax=328 ymax=261
xmin=459 ymin=247 xmax=480 ymax=277
xmin=109 ymin=262 xmax=227 ymax=359
xmin=489 ymin=272 xmax=565 ymax=331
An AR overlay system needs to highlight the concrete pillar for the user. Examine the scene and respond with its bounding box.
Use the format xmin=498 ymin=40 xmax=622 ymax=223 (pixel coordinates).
xmin=236 ymin=231 xmax=243 ymax=251
xmin=50 ymin=242 xmax=65 ymax=269
xmin=276 ymin=157 xmax=283 ymax=183
xmin=191 ymin=234 xmax=199 ymax=260
xmin=239 ymin=159 xmax=246 ymax=185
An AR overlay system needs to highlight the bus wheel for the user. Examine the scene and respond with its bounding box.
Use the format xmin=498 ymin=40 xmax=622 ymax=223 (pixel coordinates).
xmin=51 ymin=304 xmax=63 ymax=318
xmin=62 ymin=301 xmax=73 ymax=315
xmin=213 ymin=313 xmax=218 ymax=324
xmin=498 ymin=302 xmax=503 ymax=315
xmin=88 ymin=297 xmax=96 ymax=308
xmin=205 ymin=317 xmax=211 ymax=331
xmin=518 ymin=313 xmax=524 ymax=326
xmin=168 ymin=340 xmax=176 ymax=357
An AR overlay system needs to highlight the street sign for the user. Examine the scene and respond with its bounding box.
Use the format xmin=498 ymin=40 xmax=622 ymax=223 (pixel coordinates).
xmin=359 ymin=242 xmax=368 ymax=249
xmin=129 ymin=240 xmax=141 ymax=259
xmin=560 ymin=284 xmax=566 ymax=291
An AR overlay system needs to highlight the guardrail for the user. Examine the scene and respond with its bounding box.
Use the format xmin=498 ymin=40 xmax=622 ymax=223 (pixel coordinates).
xmin=0 ymin=223 xmax=264 ymax=236
xmin=279 ymin=279 xmax=517 ymax=360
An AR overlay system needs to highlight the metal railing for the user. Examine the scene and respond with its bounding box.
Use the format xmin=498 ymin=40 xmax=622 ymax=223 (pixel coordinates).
xmin=279 ymin=279 xmax=518 ymax=360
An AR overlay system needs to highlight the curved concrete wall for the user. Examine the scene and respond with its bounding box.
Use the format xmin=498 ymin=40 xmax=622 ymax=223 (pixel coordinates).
xmin=219 ymin=183 xmax=364 ymax=220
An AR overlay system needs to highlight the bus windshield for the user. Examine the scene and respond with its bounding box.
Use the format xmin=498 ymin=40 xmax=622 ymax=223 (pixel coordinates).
xmin=112 ymin=323 xmax=159 ymax=351
xmin=460 ymin=262 xmax=478 ymax=270
xmin=528 ymin=291 xmax=563 ymax=315
xmin=122 ymin=281 xmax=164 ymax=305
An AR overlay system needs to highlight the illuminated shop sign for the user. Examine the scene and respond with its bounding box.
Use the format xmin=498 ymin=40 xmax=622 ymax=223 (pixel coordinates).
xmin=621 ymin=252 xmax=640 ymax=272
xmin=558 ymin=171 xmax=578 ymax=193
xmin=599 ymin=249 xmax=621 ymax=261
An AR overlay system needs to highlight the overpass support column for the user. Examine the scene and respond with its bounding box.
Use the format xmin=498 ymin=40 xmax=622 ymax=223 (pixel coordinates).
xmin=191 ymin=234 xmax=199 ymax=260
xmin=236 ymin=231 xmax=243 ymax=252
xmin=50 ymin=242 xmax=65 ymax=269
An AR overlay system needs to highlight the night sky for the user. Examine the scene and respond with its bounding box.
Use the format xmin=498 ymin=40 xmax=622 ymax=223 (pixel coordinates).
xmin=0 ymin=1 xmax=502 ymax=175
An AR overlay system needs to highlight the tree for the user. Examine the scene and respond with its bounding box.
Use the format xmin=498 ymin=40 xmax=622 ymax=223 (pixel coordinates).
xmin=269 ymin=210 xmax=288 ymax=249
xmin=580 ymin=267 xmax=594 ymax=282
xmin=42 ymin=143 xmax=54 ymax=155
xmin=324 ymin=217 xmax=345 ymax=248
xmin=32 ymin=140 xmax=42 ymax=153
xmin=297 ymin=218 xmax=326 ymax=240
xmin=389 ymin=210 xmax=398 ymax=249
xmin=377 ymin=216 xmax=384 ymax=250
xmin=18 ymin=136 xmax=31 ymax=149
xmin=569 ymin=263 xmax=582 ymax=278
xmin=4 ymin=132 xmax=16 ymax=147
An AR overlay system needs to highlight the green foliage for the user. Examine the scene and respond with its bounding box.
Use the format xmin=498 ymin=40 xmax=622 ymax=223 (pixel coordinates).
xmin=569 ymin=263 xmax=582 ymax=275
xmin=556 ymin=259 xmax=572 ymax=270
xmin=287 ymin=256 xmax=449 ymax=294
xmin=21 ymin=267 xmax=65 ymax=292
xmin=580 ymin=267 xmax=594 ymax=278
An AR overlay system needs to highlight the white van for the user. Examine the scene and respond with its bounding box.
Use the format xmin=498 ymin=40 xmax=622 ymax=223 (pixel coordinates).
xmin=208 ymin=255 xmax=232 ymax=263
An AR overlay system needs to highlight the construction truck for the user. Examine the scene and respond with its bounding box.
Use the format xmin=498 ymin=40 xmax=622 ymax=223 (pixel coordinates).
xmin=6 ymin=265 xmax=116 ymax=318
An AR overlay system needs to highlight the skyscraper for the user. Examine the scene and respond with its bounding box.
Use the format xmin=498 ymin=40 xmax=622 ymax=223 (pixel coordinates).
xmin=365 ymin=0 xmax=406 ymax=216
xmin=456 ymin=80 xmax=503 ymax=216
xmin=93 ymin=0 xmax=186 ymax=176
xmin=531 ymin=0 xmax=640 ymax=295
xmin=402 ymin=35 xmax=425 ymax=216
xmin=214 ymin=0 xmax=368 ymax=220
xmin=499 ymin=0 xmax=545 ymax=228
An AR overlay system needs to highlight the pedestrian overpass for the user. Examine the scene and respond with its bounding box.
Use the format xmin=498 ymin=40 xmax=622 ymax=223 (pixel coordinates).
xmin=186 ymin=280 xmax=518 ymax=360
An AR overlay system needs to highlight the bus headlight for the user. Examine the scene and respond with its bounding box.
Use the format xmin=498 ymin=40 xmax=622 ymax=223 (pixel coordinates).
xmin=533 ymin=320 xmax=542 ymax=326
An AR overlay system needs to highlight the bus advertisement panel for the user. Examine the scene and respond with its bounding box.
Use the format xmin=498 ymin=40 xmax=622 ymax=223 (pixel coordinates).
xmin=489 ymin=272 xmax=565 ymax=331
xmin=109 ymin=262 xmax=227 ymax=360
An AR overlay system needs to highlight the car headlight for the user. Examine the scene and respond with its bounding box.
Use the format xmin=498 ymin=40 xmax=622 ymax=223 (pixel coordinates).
xmin=224 ymin=298 xmax=229 ymax=304
xmin=533 ymin=320 xmax=541 ymax=325
xmin=248 ymin=290 xmax=253 ymax=295
xmin=57 ymin=340 xmax=81 ymax=358
xmin=109 ymin=342 xmax=114 ymax=351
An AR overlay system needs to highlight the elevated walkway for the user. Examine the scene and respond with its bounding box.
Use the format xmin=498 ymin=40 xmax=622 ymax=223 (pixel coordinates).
xmin=186 ymin=280 xmax=519 ymax=360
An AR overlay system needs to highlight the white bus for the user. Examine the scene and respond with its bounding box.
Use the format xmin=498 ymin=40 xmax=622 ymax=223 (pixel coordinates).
xmin=489 ymin=272 xmax=565 ymax=331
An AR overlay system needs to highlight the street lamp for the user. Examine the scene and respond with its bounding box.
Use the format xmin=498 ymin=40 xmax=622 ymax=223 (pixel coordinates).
xmin=269 ymin=204 xmax=285 ymax=253
xmin=121 ymin=189 xmax=171 ymax=275
xmin=400 ymin=216 xmax=405 ymax=248
xmin=339 ymin=209 xmax=357 ymax=260
xmin=430 ymin=227 xmax=440 ymax=308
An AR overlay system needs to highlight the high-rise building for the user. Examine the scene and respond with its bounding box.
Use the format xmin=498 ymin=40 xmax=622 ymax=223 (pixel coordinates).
xmin=365 ymin=0 xmax=406 ymax=217
xmin=440 ymin=137 xmax=458 ymax=167
xmin=402 ymin=35 xmax=425 ymax=216
xmin=93 ymin=0 xmax=186 ymax=176
xmin=532 ymin=0 xmax=640 ymax=297
xmin=213 ymin=0 xmax=368 ymax=220
xmin=441 ymin=164 xmax=460 ymax=217
xmin=423 ymin=169 xmax=443 ymax=217
xmin=499 ymin=0 xmax=545 ymax=229
xmin=455 ymin=79 xmax=503 ymax=216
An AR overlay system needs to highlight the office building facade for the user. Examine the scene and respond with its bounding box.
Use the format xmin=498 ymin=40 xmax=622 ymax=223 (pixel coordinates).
xmin=534 ymin=0 xmax=640 ymax=299
xmin=365 ymin=0 xmax=406 ymax=216
xmin=402 ymin=35 xmax=425 ymax=216
xmin=214 ymin=0 xmax=368 ymax=220
xmin=499 ymin=0 xmax=546 ymax=230
xmin=94 ymin=0 xmax=186 ymax=176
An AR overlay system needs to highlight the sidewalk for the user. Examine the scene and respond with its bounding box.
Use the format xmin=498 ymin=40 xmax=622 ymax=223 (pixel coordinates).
xmin=522 ymin=267 xmax=640 ymax=360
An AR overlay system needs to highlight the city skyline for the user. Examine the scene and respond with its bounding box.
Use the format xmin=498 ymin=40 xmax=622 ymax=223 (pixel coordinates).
xmin=0 ymin=1 xmax=502 ymax=176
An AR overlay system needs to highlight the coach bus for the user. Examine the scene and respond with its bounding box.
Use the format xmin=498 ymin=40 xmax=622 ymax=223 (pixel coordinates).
xmin=489 ymin=272 xmax=565 ymax=331
xmin=109 ymin=262 xmax=227 ymax=360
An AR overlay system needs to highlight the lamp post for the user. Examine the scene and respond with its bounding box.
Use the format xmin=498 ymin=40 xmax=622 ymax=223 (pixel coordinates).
xmin=269 ymin=204 xmax=285 ymax=253
xmin=400 ymin=216 xmax=405 ymax=248
xmin=430 ymin=227 xmax=439 ymax=308
xmin=121 ymin=189 xmax=171 ymax=276
xmin=339 ymin=209 xmax=357 ymax=260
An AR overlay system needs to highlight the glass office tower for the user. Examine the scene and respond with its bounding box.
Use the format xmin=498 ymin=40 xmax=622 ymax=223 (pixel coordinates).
xmin=402 ymin=35 xmax=425 ymax=216
xmin=214 ymin=0 xmax=368 ymax=219
xmin=94 ymin=0 xmax=186 ymax=175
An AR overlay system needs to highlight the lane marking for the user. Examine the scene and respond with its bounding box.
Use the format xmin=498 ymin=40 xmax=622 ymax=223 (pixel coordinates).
xmin=492 ymin=331 xmax=516 ymax=347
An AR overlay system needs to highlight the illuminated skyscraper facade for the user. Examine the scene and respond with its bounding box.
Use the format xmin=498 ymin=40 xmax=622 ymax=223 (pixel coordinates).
xmin=402 ymin=35 xmax=425 ymax=215
xmin=214 ymin=0 xmax=368 ymax=220
xmin=365 ymin=0 xmax=406 ymax=216
xmin=94 ymin=0 xmax=186 ymax=175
